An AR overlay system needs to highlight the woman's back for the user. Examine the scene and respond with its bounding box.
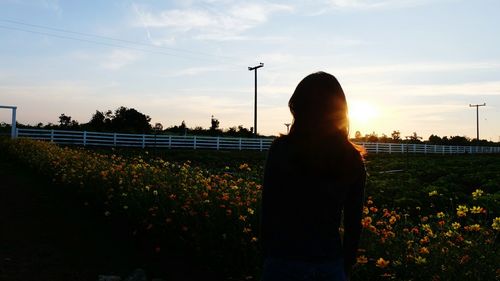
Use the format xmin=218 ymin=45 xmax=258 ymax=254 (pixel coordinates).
xmin=261 ymin=134 xmax=365 ymax=261
xmin=260 ymin=72 xmax=366 ymax=281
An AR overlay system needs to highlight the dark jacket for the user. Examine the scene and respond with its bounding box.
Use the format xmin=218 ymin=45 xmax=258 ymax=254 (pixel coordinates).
xmin=261 ymin=135 xmax=365 ymax=271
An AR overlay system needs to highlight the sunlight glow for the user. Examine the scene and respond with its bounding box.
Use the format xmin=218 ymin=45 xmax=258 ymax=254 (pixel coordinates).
xmin=348 ymin=101 xmax=379 ymax=124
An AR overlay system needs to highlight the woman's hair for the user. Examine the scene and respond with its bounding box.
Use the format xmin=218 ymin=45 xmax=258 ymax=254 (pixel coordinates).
xmin=288 ymin=71 xmax=349 ymax=138
xmin=285 ymin=72 xmax=365 ymax=177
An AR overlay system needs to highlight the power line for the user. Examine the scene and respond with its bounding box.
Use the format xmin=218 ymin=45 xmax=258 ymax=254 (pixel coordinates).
xmin=0 ymin=20 xmax=245 ymax=67
xmin=0 ymin=18 xmax=238 ymax=62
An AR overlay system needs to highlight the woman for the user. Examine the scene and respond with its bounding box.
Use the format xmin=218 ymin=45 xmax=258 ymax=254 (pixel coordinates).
xmin=261 ymin=72 xmax=366 ymax=281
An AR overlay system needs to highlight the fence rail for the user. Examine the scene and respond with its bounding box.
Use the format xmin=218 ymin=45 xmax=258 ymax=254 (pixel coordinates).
xmin=15 ymin=128 xmax=500 ymax=154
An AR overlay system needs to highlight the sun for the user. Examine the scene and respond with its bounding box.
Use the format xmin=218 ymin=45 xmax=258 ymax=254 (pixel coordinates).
xmin=348 ymin=101 xmax=379 ymax=124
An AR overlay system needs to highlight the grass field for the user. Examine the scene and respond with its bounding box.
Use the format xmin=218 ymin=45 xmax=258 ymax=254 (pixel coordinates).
xmin=1 ymin=138 xmax=499 ymax=280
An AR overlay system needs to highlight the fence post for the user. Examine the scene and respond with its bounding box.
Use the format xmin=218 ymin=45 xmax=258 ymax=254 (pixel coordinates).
xmin=50 ymin=129 xmax=54 ymax=142
xmin=239 ymin=138 xmax=242 ymax=150
xmin=194 ymin=136 xmax=197 ymax=150
xmin=142 ymin=135 xmax=146 ymax=148
xmin=389 ymin=143 xmax=392 ymax=154
xmin=168 ymin=135 xmax=171 ymax=149
xmin=113 ymin=133 xmax=117 ymax=147
xmin=260 ymin=139 xmax=263 ymax=151
xmin=83 ymin=131 xmax=87 ymax=146
xmin=216 ymin=137 xmax=220 ymax=150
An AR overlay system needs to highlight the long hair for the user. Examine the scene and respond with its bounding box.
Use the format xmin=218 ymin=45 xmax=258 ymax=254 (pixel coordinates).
xmin=289 ymin=72 xmax=349 ymax=138
xmin=285 ymin=71 xmax=364 ymax=178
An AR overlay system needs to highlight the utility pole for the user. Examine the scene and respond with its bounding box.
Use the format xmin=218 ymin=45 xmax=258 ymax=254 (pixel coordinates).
xmin=469 ymin=103 xmax=486 ymax=140
xmin=248 ymin=62 xmax=264 ymax=137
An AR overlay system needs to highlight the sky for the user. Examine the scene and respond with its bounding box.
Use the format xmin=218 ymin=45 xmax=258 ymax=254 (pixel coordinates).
xmin=0 ymin=0 xmax=499 ymax=141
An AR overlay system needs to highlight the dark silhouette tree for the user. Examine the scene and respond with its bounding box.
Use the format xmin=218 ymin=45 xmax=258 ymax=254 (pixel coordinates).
xmin=391 ymin=130 xmax=401 ymax=141
xmin=210 ymin=115 xmax=220 ymax=131
xmin=366 ymin=132 xmax=379 ymax=143
xmin=154 ymin=123 xmax=163 ymax=132
xmin=86 ymin=110 xmax=112 ymax=132
xmin=58 ymin=113 xmax=79 ymax=129
xmin=407 ymin=132 xmax=422 ymax=143
xmin=428 ymin=134 xmax=442 ymax=144
xmin=354 ymin=131 xmax=362 ymax=140
xmin=110 ymin=106 xmax=152 ymax=133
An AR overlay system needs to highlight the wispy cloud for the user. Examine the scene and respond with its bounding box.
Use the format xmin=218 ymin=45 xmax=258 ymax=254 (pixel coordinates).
xmin=328 ymin=0 xmax=431 ymax=10
xmin=100 ymin=49 xmax=142 ymax=70
xmin=163 ymin=65 xmax=231 ymax=77
xmin=340 ymin=61 xmax=500 ymax=75
xmin=348 ymin=80 xmax=500 ymax=98
xmin=41 ymin=0 xmax=62 ymax=16
xmin=132 ymin=1 xmax=293 ymax=42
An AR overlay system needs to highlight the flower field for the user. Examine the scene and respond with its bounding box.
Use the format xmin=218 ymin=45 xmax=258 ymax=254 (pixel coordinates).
xmin=2 ymin=138 xmax=499 ymax=280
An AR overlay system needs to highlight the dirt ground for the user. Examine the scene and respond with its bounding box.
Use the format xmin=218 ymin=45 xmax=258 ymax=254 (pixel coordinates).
xmin=0 ymin=155 xmax=216 ymax=281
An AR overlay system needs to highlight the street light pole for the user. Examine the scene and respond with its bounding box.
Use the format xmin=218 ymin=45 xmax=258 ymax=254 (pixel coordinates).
xmin=469 ymin=103 xmax=486 ymax=140
xmin=248 ymin=63 xmax=264 ymax=137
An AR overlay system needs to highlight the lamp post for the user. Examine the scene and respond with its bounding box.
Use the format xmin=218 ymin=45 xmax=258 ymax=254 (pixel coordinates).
xmin=248 ymin=63 xmax=264 ymax=137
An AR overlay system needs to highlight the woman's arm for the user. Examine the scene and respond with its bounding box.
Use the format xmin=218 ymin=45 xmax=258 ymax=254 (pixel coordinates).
xmin=342 ymin=165 xmax=366 ymax=277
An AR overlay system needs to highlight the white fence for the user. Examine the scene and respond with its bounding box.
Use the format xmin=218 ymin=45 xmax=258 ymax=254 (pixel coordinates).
xmin=16 ymin=128 xmax=273 ymax=151
xmin=16 ymin=128 xmax=500 ymax=154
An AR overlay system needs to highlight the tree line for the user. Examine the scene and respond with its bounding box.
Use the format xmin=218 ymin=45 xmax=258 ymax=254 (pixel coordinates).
xmin=0 ymin=106 xmax=497 ymax=145
xmin=351 ymin=130 xmax=498 ymax=146
xmin=0 ymin=106 xmax=257 ymax=138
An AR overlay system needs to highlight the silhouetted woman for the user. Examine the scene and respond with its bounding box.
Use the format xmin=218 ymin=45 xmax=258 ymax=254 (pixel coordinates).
xmin=261 ymin=72 xmax=366 ymax=281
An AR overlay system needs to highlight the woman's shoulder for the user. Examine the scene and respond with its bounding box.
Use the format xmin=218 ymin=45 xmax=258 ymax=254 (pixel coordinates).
xmin=270 ymin=134 xmax=291 ymax=149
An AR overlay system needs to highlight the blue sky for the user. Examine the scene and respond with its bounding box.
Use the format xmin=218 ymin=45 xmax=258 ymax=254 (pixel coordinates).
xmin=0 ymin=0 xmax=499 ymax=141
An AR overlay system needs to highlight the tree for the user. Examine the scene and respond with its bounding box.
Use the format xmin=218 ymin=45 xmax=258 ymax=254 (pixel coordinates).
xmin=58 ymin=113 xmax=72 ymax=127
xmin=110 ymin=106 xmax=152 ymax=133
xmin=58 ymin=113 xmax=79 ymax=129
xmin=448 ymin=136 xmax=469 ymax=146
xmin=210 ymin=115 xmax=220 ymax=131
xmin=154 ymin=123 xmax=163 ymax=132
xmin=208 ymin=115 xmax=222 ymax=136
xmin=428 ymin=134 xmax=442 ymax=144
xmin=408 ymin=132 xmax=422 ymax=143
xmin=391 ymin=130 xmax=401 ymax=141
xmin=366 ymin=132 xmax=379 ymax=142
xmin=87 ymin=110 xmax=110 ymax=131
xmin=379 ymin=133 xmax=389 ymax=143
xmin=354 ymin=131 xmax=362 ymax=140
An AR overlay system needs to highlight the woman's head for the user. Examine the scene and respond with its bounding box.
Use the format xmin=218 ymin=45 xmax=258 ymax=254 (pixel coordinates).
xmin=288 ymin=71 xmax=349 ymax=138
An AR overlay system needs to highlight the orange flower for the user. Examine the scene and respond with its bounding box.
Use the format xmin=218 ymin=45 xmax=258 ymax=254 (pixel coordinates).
xmin=420 ymin=236 xmax=430 ymax=244
xmin=376 ymin=258 xmax=390 ymax=268
xmin=419 ymin=247 xmax=430 ymax=254
xmin=362 ymin=217 xmax=373 ymax=227
xmin=357 ymin=255 xmax=368 ymax=264
xmin=459 ymin=255 xmax=470 ymax=264
xmin=389 ymin=216 xmax=397 ymax=225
